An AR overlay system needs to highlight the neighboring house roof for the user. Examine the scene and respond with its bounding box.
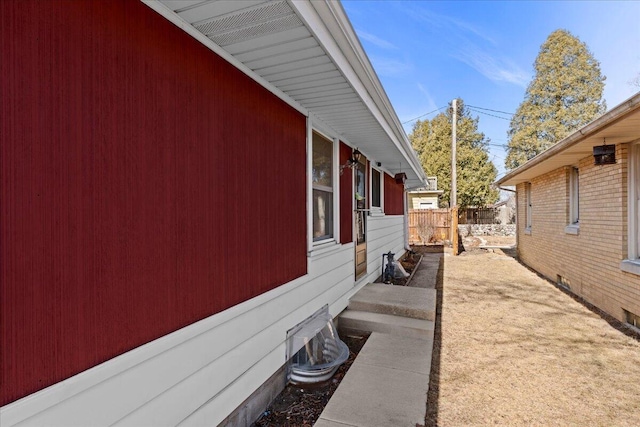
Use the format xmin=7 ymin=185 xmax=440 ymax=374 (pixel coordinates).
xmin=144 ymin=0 xmax=427 ymax=188
xmin=408 ymin=177 xmax=442 ymax=194
xmin=496 ymin=92 xmax=640 ymax=187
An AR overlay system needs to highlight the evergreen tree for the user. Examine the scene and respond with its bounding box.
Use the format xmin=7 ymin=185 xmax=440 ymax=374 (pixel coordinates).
xmin=505 ymin=29 xmax=606 ymax=170
xmin=410 ymin=99 xmax=499 ymax=209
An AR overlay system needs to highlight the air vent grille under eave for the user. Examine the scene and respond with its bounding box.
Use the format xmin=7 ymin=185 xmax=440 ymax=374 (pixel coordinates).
xmin=193 ymin=1 xmax=303 ymax=47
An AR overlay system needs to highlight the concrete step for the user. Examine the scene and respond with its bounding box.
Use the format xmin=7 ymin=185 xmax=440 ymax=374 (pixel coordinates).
xmin=315 ymin=332 xmax=432 ymax=427
xmin=348 ymin=283 xmax=436 ymax=321
xmin=338 ymin=310 xmax=434 ymax=340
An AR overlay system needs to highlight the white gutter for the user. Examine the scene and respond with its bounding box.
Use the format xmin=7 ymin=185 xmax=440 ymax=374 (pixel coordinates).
xmin=497 ymin=92 xmax=640 ymax=186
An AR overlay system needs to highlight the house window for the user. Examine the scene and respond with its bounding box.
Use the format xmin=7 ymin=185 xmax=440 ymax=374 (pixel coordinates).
xmin=565 ymin=167 xmax=580 ymax=234
xmin=570 ymin=167 xmax=579 ymax=224
xmin=371 ymin=168 xmax=382 ymax=209
xmin=621 ymin=141 xmax=640 ymax=275
xmin=312 ymin=132 xmax=334 ymax=242
xmin=525 ymin=182 xmax=532 ymax=232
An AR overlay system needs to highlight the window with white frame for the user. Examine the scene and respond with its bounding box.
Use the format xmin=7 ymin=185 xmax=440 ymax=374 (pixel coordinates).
xmin=312 ymin=132 xmax=334 ymax=242
xmin=628 ymin=142 xmax=640 ymax=260
xmin=525 ymin=182 xmax=532 ymax=231
xmin=569 ymin=167 xmax=579 ymax=226
xmin=371 ymin=167 xmax=382 ymax=210
xmin=621 ymin=141 xmax=640 ymax=275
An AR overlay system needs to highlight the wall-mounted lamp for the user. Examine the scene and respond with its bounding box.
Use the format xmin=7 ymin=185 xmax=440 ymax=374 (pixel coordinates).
xmin=593 ymin=139 xmax=615 ymax=165
xmin=340 ymin=147 xmax=362 ymax=174
xmin=394 ymin=172 xmax=407 ymax=184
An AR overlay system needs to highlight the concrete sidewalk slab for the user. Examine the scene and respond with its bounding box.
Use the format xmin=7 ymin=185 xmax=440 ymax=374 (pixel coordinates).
xmin=338 ymin=310 xmax=434 ymax=340
xmin=314 ymin=419 xmax=355 ymax=426
xmin=316 ymin=333 xmax=430 ymax=427
xmin=409 ymin=253 xmax=442 ymax=289
xmin=348 ymin=283 xmax=436 ymax=321
xmin=355 ymin=333 xmax=432 ymax=375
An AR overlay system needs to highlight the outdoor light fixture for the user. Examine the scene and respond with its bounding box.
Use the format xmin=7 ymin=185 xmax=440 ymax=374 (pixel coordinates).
xmin=350 ymin=148 xmax=362 ymax=164
xmin=340 ymin=147 xmax=362 ymax=174
xmin=394 ymin=172 xmax=407 ymax=184
xmin=593 ymin=139 xmax=616 ymax=165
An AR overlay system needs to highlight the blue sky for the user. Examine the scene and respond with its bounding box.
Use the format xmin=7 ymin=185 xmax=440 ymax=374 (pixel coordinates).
xmin=342 ymin=0 xmax=640 ymax=179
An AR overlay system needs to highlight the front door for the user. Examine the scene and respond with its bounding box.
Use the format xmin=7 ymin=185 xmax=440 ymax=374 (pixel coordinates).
xmin=355 ymin=158 xmax=367 ymax=278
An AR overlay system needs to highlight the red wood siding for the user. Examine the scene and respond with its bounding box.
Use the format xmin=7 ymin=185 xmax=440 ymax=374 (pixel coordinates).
xmin=384 ymin=173 xmax=405 ymax=215
xmin=339 ymin=143 xmax=353 ymax=243
xmin=0 ymin=0 xmax=307 ymax=406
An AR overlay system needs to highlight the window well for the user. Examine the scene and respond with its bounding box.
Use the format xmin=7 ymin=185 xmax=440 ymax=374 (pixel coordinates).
xmin=285 ymin=305 xmax=349 ymax=384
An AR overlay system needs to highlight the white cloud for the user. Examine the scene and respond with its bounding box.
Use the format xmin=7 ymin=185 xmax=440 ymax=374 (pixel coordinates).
xmin=454 ymin=47 xmax=530 ymax=87
xmin=405 ymin=6 xmax=496 ymax=45
xmin=369 ymin=55 xmax=412 ymax=77
xmin=417 ymin=83 xmax=437 ymax=109
xmin=356 ymin=29 xmax=397 ymax=50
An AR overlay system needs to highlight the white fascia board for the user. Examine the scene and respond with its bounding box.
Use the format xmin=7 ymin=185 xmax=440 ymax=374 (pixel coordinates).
xmin=290 ymin=0 xmax=426 ymax=185
xmin=141 ymin=0 xmax=308 ymax=117
xmin=322 ymin=1 xmax=425 ymax=179
xmin=496 ymin=92 xmax=640 ymax=187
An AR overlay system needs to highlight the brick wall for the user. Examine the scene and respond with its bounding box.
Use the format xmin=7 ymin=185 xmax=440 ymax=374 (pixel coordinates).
xmin=516 ymin=143 xmax=640 ymax=322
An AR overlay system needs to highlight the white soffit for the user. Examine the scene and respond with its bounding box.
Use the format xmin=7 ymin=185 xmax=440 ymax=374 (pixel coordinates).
xmin=145 ymin=0 xmax=426 ymax=187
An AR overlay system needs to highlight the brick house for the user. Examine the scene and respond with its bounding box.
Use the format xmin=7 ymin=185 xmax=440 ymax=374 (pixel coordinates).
xmin=0 ymin=1 xmax=426 ymax=425
xmin=496 ymin=93 xmax=640 ymax=327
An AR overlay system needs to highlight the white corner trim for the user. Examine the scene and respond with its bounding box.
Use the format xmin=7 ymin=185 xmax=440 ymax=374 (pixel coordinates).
xmin=564 ymin=224 xmax=580 ymax=235
xmin=140 ymin=0 xmax=307 ymax=117
xmin=620 ymin=260 xmax=640 ymax=276
xmin=524 ymin=227 xmax=532 ymax=235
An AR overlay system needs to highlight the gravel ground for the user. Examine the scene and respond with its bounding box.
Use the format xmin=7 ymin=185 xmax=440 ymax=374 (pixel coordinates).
xmin=428 ymin=248 xmax=640 ymax=427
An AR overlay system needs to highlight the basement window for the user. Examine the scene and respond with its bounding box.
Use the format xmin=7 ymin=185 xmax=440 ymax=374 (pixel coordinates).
xmin=557 ymin=275 xmax=571 ymax=290
xmin=624 ymin=309 xmax=640 ymax=330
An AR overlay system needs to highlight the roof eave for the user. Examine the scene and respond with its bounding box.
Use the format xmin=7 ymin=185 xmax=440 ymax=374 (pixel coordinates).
xmin=291 ymin=0 xmax=427 ymax=186
xmin=496 ymin=92 xmax=640 ymax=187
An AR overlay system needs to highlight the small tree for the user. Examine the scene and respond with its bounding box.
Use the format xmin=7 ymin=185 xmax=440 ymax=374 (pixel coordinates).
xmin=506 ymin=29 xmax=606 ymax=170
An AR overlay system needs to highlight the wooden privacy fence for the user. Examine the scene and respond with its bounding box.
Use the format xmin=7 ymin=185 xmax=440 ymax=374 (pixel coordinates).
xmin=408 ymin=209 xmax=452 ymax=245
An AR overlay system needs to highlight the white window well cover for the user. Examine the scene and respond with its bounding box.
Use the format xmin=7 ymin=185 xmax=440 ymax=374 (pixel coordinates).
xmin=285 ymin=305 xmax=349 ymax=384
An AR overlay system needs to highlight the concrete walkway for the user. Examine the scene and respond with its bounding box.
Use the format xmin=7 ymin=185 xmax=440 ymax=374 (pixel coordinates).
xmin=316 ymin=252 xmax=442 ymax=427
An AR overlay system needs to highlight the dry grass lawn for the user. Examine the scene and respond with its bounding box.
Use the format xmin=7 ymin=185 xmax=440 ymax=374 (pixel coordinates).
xmin=432 ymin=249 xmax=640 ymax=426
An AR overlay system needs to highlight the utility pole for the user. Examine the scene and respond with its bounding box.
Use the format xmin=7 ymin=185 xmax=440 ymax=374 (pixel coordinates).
xmin=451 ymin=98 xmax=457 ymax=208
xmin=451 ymin=99 xmax=459 ymax=255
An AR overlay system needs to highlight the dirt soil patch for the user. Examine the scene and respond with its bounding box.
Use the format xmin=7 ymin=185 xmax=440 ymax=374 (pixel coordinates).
xmin=254 ymin=334 xmax=369 ymax=427
xmin=427 ymin=248 xmax=640 ymax=426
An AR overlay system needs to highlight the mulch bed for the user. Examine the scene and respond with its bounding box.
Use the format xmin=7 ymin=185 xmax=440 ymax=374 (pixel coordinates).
xmin=254 ymin=333 xmax=370 ymax=427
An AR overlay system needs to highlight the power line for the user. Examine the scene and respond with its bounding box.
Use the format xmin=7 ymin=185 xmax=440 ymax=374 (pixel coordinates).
xmin=468 ymin=107 xmax=511 ymax=121
xmin=403 ymin=103 xmax=513 ymax=125
xmin=401 ymin=106 xmax=448 ymax=124
xmin=466 ymin=105 xmax=514 ymax=116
